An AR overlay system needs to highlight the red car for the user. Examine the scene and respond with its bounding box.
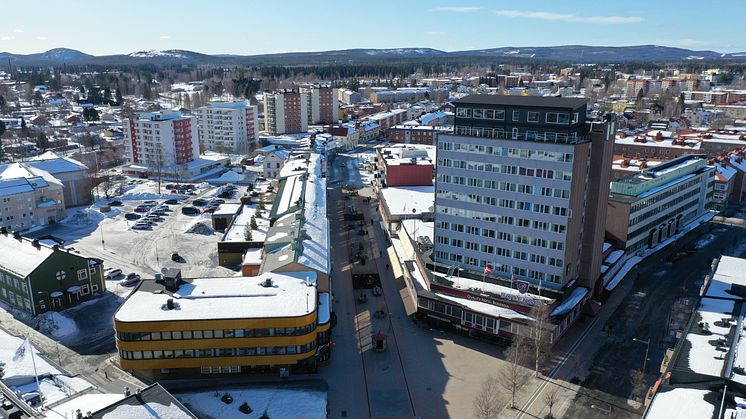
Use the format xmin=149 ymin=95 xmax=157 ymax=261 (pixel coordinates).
xmin=133 ymin=206 xmax=148 ymax=213
xmin=203 ymin=207 xmax=216 ymax=213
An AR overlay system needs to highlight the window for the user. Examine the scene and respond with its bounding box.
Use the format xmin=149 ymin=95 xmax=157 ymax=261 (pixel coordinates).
xmin=456 ymin=108 xmax=472 ymax=118
xmin=527 ymin=111 xmax=539 ymax=122
xmin=512 ymin=110 xmax=520 ymax=121
xmin=512 ymin=128 xmax=518 ymax=139
xmin=546 ymin=112 xmax=570 ymax=124
xmin=77 ymin=269 xmax=88 ymax=280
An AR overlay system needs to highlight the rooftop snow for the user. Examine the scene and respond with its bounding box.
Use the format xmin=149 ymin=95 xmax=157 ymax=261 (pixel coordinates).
xmin=114 ymin=271 xmax=319 ymax=323
xmin=550 ymin=287 xmax=588 ymax=317
xmin=431 ymin=271 xmax=553 ymax=304
xmin=437 ymin=293 xmax=532 ymax=321
xmin=684 ymin=297 xmax=734 ymax=378
xmin=0 ymin=234 xmax=56 ymax=277
xmin=646 ymin=387 xmax=715 ymax=419
xmin=704 ymin=256 xmax=746 ymax=300
xmin=381 ymin=186 xmax=434 ymax=215
xmin=318 ymin=292 xmax=330 ymax=324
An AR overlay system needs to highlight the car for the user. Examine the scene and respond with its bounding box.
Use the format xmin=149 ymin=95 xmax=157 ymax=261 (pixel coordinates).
xmin=107 ymin=200 xmax=123 ymax=207
xmin=203 ymin=207 xmax=216 ymax=214
xmin=104 ymin=268 xmax=122 ymax=280
xmin=145 ymin=216 xmax=163 ymax=223
xmin=133 ymin=206 xmax=148 ymax=213
xmin=142 ymin=200 xmax=157 ymax=207
xmin=187 ymin=191 xmax=197 ymax=196
xmin=120 ymin=274 xmax=141 ymax=286
xmin=124 ymin=213 xmax=141 ymax=221
xmin=171 ymin=252 xmax=182 ymax=262
xmin=165 ymin=184 xmax=175 ymax=189
xmin=181 ymin=206 xmax=200 ymax=215
xmin=211 ymin=198 xmax=225 ymax=205
xmin=164 ymin=199 xmax=179 ymax=205
xmin=218 ymin=191 xmax=233 ymax=199
xmin=150 ymin=209 xmax=166 ymax=216
xmin=132 ymin=223 xmax=151 ymax=230
xmin=192 ymin=199 xmax=208 ymax=207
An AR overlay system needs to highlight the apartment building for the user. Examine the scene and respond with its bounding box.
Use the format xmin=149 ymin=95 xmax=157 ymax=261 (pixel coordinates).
xmin=197 ymin=101 xmax=258 ymax=153
xmin=27 ymin=151 xmax=92 ymax=207
xmin=376 ymin=144 xmax=434 ymax=187
xmin=614 ymin=131 xmax=702 ymax=160
xmin=123 ymin=110 xmax=199 ymax=169
xmin=434 ymin=95 xmax=615 ymax=293
xmin=263 ymin=90 xmax=308 ymax=135
xmin=301 ymin=86 xmax=338 ymax=125
xmin=114 ymin=269 xmax=331 ymax=380
xmin=0 ymin=163 xmax=66 ymax=230
xmin=606 ymin=155 xmax=714 ymax=253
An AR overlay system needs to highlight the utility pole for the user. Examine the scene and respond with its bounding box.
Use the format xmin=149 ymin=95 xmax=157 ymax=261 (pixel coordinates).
xmin=633 ymin=337 xmax=651 ymax=372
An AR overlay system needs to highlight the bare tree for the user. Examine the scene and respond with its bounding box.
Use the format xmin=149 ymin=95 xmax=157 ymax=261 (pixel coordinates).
xmin=543 ymin=383 xmax=560 ymax=419
xmin=153 ymin=151 xmax=164 ymax=194
xmin=473 ymin=373 xmax=503 ymax=419
xmin=630 ymin=369 xmax=647 ymax=401
xmin=499 ymin=337 xmax=531 ymax=409
xmin=528 ymin=303 xmax=553 ymax=376
xmin=100 ymin=175 xmax=114 ymax=199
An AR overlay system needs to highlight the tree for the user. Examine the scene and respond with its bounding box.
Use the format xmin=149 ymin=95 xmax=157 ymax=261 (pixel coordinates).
xmin=543 ymin=383 xmax=560 ymax=419
xmin=115 ymin=88 xmax=123 ymax=104
xmin=254 ymin=205 xmax=263 ymax=217
xmin=244 ymin=224 xmax=253 ymax=241
xmin=499 ymin=337 xmax=531 ymax=409
xmin=100 ymin=175 xmax=114 ymax=199
xmin=0 ymin=120 xmax=5 ymax=138
xmin=0 ymin=95 xmax=6 ymax=112
xmin=79 ymin=132 xmax=102 ymax=151
xmin=250 ymin=215 xmax=258 ymax=230
xmin=20 ymin=117 xmax=30 ymax=139
xmin=630 ymin=369 xmax=647 ymax=401
xmin=35 ymin=132 xmax=50 ymax=151
xmin=32 ymin=90 xmax=44 ymax=106
xmin=83 ymin=107 xmax=100 ymax=122
xmin=103 ymin=87 xmax=112 ymax=103
xmin=473 ymin=374 xmax=503 ymax=419
xmin=527 ymin=303 xmax=553 ymax=376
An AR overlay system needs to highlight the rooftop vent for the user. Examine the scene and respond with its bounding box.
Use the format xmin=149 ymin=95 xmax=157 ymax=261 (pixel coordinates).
xmin=262 ymin=277 xmax=273 ymax=288
xmin=12 ymin=231 xmax=21 ymax=240
xmin=32 ymin=239 xmax=40 ymax=248
xmin=166 ymin=298 xmax=175 ymax=310
xmin=0 ymin=227 xmax=7 ymax=235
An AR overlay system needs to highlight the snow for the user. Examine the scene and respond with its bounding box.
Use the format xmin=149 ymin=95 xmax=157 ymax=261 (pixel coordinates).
xmin=36 ymin=311 xmax=79 ymax=338
xmin=431 ymin=271 xmax=552 ymax=305
xmin=695 ymin=234 xmax=716 ymax=249
xmin=704 ymin=256 xmax=746 ymax=299
xmin=242 ymin=248 xmax=263 ymax=265
xmin=102 ymin=402 xmax=193 ymax=419
xmin=0 ymin=329 xmax=60 ymax=385
xmin=549 ymin=287 xmax=588 ymax=317
xmin=12 ymin=375 xmax=93 ymax=406
xmin=604 ymin=256 xmax=641 ymax=291
xmin=646 ymin=387 xmax=714 ymax=419
xmin=401 ymin=219 xmax=434 ymax=243
xmin=318 ymin=292 xmax=330 ymax=324
xmin=380 ymin=186 xmax=434 ymax=215
xmin=636 ymin=173 xmax=697 ymax=199
xmin=685 ymin=297 xmax=734 ymax=377
xmin=296 ymin=153 xmax=330 ymax=275
xmin=0 ymin=233 xmax=55 ymax=277
xmin=603 ymin=249 xmax=624 ymax=265
xmin=177 ymin=387 xmax=327 ymax=419
xmin=437 ymin=293 xmax=532 ymax=321
xmin=46 ymin=394 xmax=126 ymax=419
xmin=115 ymin=271 xmax=318 ymax=323
xmin=128 ymin=50 xmax=187 ymax=59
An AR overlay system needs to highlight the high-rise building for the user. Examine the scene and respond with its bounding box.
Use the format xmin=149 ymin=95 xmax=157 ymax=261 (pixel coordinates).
xmin=197 ymin=101 xmax=258 ymax=153
xmin=301 ymin=86 xmax=338 ymax=125
xmin=123 ymin=110 xmax=199 ymax=169
xmin=434 ymin=95 xmax=615 ymax=293
xmin=263 ymin=90 xmax=309 ymax=135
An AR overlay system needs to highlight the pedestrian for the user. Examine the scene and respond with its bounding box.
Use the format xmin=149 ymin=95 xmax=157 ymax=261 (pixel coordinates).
xmin=385 ymin=263 xmax=389 ymax=270
xmin=379 ymin=250 xmax=382 ymax=256
xmin=371 ymin=219 xmax=374 ymax=225
xmin=104 ymin=371 xmax=108 ymax=380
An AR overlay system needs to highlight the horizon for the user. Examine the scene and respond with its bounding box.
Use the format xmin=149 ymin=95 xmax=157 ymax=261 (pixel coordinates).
xmin=0 ymin=0 xmax=743 ymax=55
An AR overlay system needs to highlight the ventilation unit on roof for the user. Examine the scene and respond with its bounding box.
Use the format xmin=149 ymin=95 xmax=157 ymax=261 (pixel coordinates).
xmin=262 ymin=277 xmax=273 ymax=288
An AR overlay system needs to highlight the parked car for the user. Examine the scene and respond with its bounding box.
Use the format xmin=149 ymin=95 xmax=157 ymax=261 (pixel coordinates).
xmin=104 ymin=268 xmax=122 ymax=280
xmin=211 ymin=198 xmax=225 ymax=205
xmin=132 ymin=222 xmax=151 ymax=230
xmin=107 ymin=200 xmax=123 ymax=207
xmin=120 ymin=274 xmax=141 ymax=286
xmin=164 ymin=199 xmax=179 ymax=205
xmin=171 ymin=252 xmax=182 ymax=262
xmin=165 ymin=184 xmax=175 ymax=189
xmin=218 ymin=190 xmax=233 ymax=199
xmin=124 ymin=213 xmax=141 ymax=220
xmin=133 ymin=206 xmax=148 ymax=213
xmin=187 ymin=191 xmax=197 ymax=196
xmin=193 ymin=199 xmax=208 ymax=207
xmin=203 ymin=207 xmax=216 ymax=214
xmin=181 ymin=206 xmax=200 ymax=215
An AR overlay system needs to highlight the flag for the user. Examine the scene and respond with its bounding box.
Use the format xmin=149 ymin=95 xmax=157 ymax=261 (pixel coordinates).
xmin=483 ymin=265 xmax=492 ymax=275
xmin=12 ymin=337 xmax=31 ymax=362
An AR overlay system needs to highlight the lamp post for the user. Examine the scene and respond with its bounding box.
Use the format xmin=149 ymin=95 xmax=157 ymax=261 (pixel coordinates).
xmin=633 ymin=337 xmax=651 ymax=373
xmin=591 ymin=403 xmax=612 ymax=418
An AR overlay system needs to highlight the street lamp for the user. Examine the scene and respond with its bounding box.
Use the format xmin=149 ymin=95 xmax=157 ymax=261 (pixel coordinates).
xmin=633 ymin=337 xmax=651 ymax=373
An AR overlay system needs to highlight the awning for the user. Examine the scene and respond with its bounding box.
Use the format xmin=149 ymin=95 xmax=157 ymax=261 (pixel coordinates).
xmin=387 ymin=246 xmax=404 ymax=280
xmin=67 ymin=286 xmax=81 ymax=293
xmin=49 ymin=291 xmax=63 ymax=298
xmin=550 ymin=287 xmax=589 ymax=317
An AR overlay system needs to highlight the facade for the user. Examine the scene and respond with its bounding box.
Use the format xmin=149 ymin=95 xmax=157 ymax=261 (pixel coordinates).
xmin=327 ymin=124 xmax=359 ymax=150
xmin=263 ymin=90 xmax=309 ymax=135
xmin=301 ymin=86 xmax=338 ymax=125
xmin=113 ymin=270 xmax=331 ymax=380
xmin=0 ymin=163 xmax=67 ymax=230
xmin=614 ymin=132 xmax=702 ymax=160
xmin=197 ymin=101 xmax=258 ymax=154
xmin=376 ymin=144 xmax=434 ymax=187
xmin=434 ymin=95 xmax=615 ymax=293
xmin=387 ymin=125 xmax=440 ymax=145
xmin=367 ymin=109 xmax=411 ymax=130
xmin=123 ymin=110 xmax=199 ymax=170
xmin=606 ymin=155 xmax=714 ymax=253
xmin=27 ymin=151 xmax=92 ymax=207
xmin=0 ymin=230 xmax=105 ymax=315
xmin=262 ymin=149 xmax=289 ymax=179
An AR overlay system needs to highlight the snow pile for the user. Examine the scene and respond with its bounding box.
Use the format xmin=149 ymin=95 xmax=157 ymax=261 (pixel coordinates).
xmin=60 ymin=206 xmax=118 ymax=226
xmin=36 ymin=311 xmax=80 ymax=339
xmin=185 ymin=221 xmax=214 ymax=235
xmin=178 ymin=387 xmax=327 ymax=419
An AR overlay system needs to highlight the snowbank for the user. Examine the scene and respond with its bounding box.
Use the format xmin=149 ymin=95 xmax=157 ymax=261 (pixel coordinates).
xmin=60 ymin=205 xmax=119 ymax=226
xmin=36 ymin=311 xmax=80 ymax=339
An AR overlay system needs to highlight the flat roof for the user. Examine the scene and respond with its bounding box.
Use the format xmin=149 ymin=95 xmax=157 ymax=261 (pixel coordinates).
xmin=114 ymin=271 xmax=319 ymax=323
xmin=454 ymin=94 xmax=587 ymax=110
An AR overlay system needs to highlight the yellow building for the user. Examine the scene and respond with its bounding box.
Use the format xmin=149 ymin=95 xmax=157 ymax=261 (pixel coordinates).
xmin=113 ymin=269 xmax=331 ymax=380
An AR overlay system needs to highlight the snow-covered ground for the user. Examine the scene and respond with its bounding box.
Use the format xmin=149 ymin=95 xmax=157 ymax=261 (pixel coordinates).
xmin=36 ymin=311 xmax=79 ymax=339
xmin=177 ymin=387 xmax=327 ymax=419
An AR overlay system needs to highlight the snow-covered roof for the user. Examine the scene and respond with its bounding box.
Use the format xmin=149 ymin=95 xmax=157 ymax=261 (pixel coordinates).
xmin=550 ymin=287 xmax=589 ymax=317
xmin=704 ymin=255 xmax=746 ymax=300
xmin=47 ymin=394 xmax=126 ymax=419
xmin=431 ymin=271 xmax=553 ymax=304
xmin=603 ymin=249 xmax=624 ymax=266
xmin=114 ymin=271 xmax=319 ymax=323
xmin=0 ymin=163 xmax=62 ymax=188
xmin=28 ymin=151 xmax=88 ymax=173
xmin=437 ymin=293 xmax=532 ymax=321
xmin=684 ymin=297 xmax=734 ymax=377
xmin=0 ymin=234 xmax=55 ymax=277
xmin=318 ymin=292 xmax=330 ymax=324
xmin=646 ymin=387 xmax=715 ymax=419
xmin=381 ymin=186 xmax=434 ymax=215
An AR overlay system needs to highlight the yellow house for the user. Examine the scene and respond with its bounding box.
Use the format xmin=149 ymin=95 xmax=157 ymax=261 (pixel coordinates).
xmin=113 ymin=269 xmax=331 ymax=380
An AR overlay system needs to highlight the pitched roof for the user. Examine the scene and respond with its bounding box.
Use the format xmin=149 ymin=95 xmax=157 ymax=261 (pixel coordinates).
xmin=89 ymin=383 xmax=197 ymax=419
xmin=0 ymin=234 xmax=55 ymax=277
xmin=28 ymin=151 xmax=88 ymax=173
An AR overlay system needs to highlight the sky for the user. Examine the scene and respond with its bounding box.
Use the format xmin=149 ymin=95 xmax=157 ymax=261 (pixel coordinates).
xmin=1 ymin=0 xmax=744 ymax=55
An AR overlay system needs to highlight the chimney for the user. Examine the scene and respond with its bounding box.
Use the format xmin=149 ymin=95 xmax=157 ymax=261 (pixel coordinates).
xmin=75 ymin=410 xmax=83 ymax=419
xmin=52 ymin=244 xmax=59 ymax=251
xmin=12 ymin=231 xmax=21 ymax=240
xmin=32 ymin=239 xmax=40 ymax=248
xmin=166 ymin=298 xmax=174 ymax=310
xmin=0 ymin=226 xmax=7 ymax=235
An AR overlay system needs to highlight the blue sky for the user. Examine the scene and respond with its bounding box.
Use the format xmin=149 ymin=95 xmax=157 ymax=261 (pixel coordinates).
xmin=1 ymin=0 xmax=743 ymax=55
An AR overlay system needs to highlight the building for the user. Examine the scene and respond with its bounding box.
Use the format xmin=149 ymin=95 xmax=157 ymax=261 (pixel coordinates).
xmin=367 ymin=108 xmax=411 ymax=130
xmin=0 ymin=163 xmax=66 ymax=230
xmin=123 ymin=110 xmax=199 ymax=170
xmin=338 ymin=88 xmax=362 ymax=104
xmin=606 ymin=154 xmax=714 ymax=253
xmin=263 ymin=90 xmax=309 ymax=135
xmin=434 ymin=95 xmax=615 ymax=295
xmin=614 ymin=131 xmax=702 ymax=160
xmin=88 ymin=383 xmax=197 ymax=418
xmin=387 ymin=125 xmax=442 ymax=145
xmin=0 ymin=230 xmax=105 ymax=315
xmin=327 ymin=124 xmax=359 ymax=150
xmin=610 ymin=156 xmax=664 ymax=180
xmin=26 ymin=151 xmax=92 ymax=207
xmin=301 ymin=86 xmax=338 ymax=125
xmin=644 ymin=256 xmax=746 ymax=418
xmin=376 ymin=144 xmax=434 ymax=187
xmin=262 ymin=149 xmax=289 ymax=179
xmin=197 ymin=101 xmax=258 ymax=154
xmin=113 ymin=269 xmax=331 ymax=380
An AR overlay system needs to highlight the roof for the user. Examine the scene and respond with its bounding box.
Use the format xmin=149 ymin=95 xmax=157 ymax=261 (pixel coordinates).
xmin=454 ymin=94 xmax=587 ymax=110
xmin=89 ymin=383 xmax=197 ymax=419
xmin=0 ymin=234 xmax=55 ymax=277
xmin=28 ymin=151 xmax=88 ymax=173
xmin=114 ymin=271 xmax=319 ymax=323
xmin=381 ymin=186 xmax=434 ymax=215
xmin=0 ymin=162 xmax=63 ymax=187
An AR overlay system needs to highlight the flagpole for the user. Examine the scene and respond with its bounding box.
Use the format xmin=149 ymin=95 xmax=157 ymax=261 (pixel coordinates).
xmin=28 ymin=336 xmax=43 ymax=410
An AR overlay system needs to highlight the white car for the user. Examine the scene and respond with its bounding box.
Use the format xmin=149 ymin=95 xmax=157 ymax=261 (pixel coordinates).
xmin=104 ymin=268 xmax=122 ymax=280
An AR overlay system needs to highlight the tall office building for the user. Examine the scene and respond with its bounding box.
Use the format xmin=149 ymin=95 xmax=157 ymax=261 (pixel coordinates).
xmin=196 ymin=101 xmax=258 ymax=154
xmin=263 ymin=90 xmax=309 ymax=135
xmin=123 ymin=110 xmax=199 ymax=168
xmin=434 ymin=95 xmax=615 ymax=293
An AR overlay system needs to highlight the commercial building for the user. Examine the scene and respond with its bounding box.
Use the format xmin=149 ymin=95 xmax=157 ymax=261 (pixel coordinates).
xmin=263 ymin=90 xmax=308 ymax=135
xmin=434 ymin=95 xmax=615 ymax=295
xmin=301 ymin=86 xmax=338 ymax=125
xmin=367 ymin=108 xmax=411 ymax=130
xmin=614 ymin=131 xmax=701 ymax=160
xmin=606 ymin=154 xmax=714 ymax=253
xmin=197 ymin=101 xmax=258 ymax=154
xmin=376 ymin=144 xmax=434 ymax=187
xmin=0 ymin=230 xmax=105 ymax=315
xmin=0 ymin=163 xmax=66 ymax=230
xmin=27 ymin=151 xmax=92 ymax=207
xmin=114 ymin=269 xmax=331 ymax=380
xmin=387 ymin=125 xmax=443 ymax=145
xmin=123 ymin=110 xmax=199 ymax=170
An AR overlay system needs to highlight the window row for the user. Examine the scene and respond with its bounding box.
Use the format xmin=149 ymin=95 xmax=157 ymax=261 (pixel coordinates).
xmin=118 ymin=342 xmax=317 ymax=360
xmin=432 ymin=252 xmax=564 ymax=284
xmin=116 ymin=323 xmax=317 ymax=342
xmin=629 ymin=177 xmax=705 ymax=213
xmin=438 ymin=141 xmax=574 ymax=163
